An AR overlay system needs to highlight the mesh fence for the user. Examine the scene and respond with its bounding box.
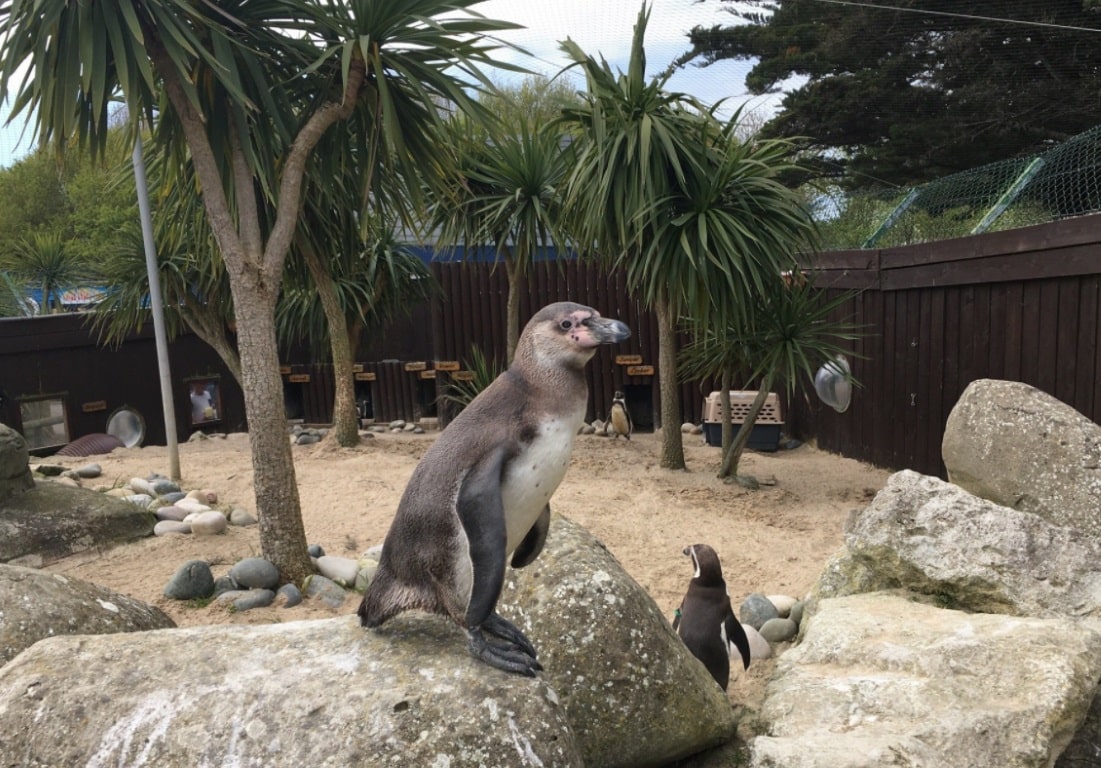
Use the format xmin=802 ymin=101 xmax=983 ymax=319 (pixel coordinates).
xmin=813 ymin=125 xmax=1101 ymax=250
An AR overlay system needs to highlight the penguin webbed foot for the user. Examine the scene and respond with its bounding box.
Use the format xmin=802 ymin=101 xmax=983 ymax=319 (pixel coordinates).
xmin=467 ymin=626 xmax=542 ymax=677
xmin=483 ymin=612 xmax=540 ymax=662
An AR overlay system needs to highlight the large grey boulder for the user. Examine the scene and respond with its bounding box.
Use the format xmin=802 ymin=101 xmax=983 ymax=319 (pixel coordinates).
xmin=0 ymin=563 xmax=175 ymax=667
xmin=942 ymin=379 xmax=1101 ymax=536
xmin=0 ymin=482 xmax=155 ymax=565
xmin=499 ymin=516 xmax=737 ymax=768
xmin=814 ymin=470 xmax=1101 ymax=622
xmin=751 ymin=593 xmax=1101 ymax=768
xmin=0 ymin=614 xmax=581 ymax=767
xmin=0 ymin=424 xmax=34 ymax=500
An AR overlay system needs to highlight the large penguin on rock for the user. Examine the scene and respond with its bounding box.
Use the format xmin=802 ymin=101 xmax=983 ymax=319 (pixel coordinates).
xmin=359 ymin=302 xmax=631 ymax=676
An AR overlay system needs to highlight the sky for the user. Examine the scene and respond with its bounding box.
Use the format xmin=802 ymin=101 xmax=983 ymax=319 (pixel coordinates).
xmin=0 ymin=0 xmax=776 ymax=169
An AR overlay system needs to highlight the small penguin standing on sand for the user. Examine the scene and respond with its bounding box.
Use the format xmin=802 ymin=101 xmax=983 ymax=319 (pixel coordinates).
xmin=608 ymin=390 xmax=632 ymax=440
xmin=672 ymin=543 xmax=752 ymax=691
xmin=358 ymin=302 xmax=631 ymax=676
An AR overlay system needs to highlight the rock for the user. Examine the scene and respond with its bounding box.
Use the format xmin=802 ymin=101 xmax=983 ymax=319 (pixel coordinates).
xmin=314 ymin=555 xmax=359 ymax=587
xmin=151 ymin=478 xmax=180 ymax=496
xmin=228 ymin=508 xmax=257 ymax=526
xmin=580 ymin=424 xmax=596 ymax=435
xmin=122 ymin=493 xmax=154 ymax=508
xmin=295 ymin=433 xmax=321 ymax=445
xmin=0 ymin=563 xmax=174 ymax=667
xmin=232 ymin=589 xmax=275 ymax=612
xmin=164 ymin=559 xmax=215 ymax=600
xmin=31 ymin=464 xmax=65 ymax=476
xmin=53 ymin=476 xmax=80 ymax=488
xmin=758 ymin=617 xmax=798 ymax=643
xmin=388 ymin=419 xmax=406 ymax=430
xmin=789 ymin=600 xmax=806 ymax=627
xmin=814 ymin=470 xmax=1101 ymax=621
xmin=740 ymin=593 xmax=780 ymax=630
xmin=742 ymin=623 xmax=771 ymax=662
xmin=154 ymin=505 xmax=188 ymax=522
xmin=160 ymin=491 xmax=186 ymax=504
xmin=307 ymin=543 xmax=325 ymax=558
xmin=212 ymin=575 xmax=238 ymax=597
xmin=128 ymin=477 xmax=156 ymax=496
xmin=275 ymin=583 xmax=302 ymax=608
xmin=681 ymin=422 xmax=697 ymax=434
xmin=304 ymin=574 xmax=348 ymax=609
xmin=175 ymin=497 xmax=211 ymax=513
xmin=0 ymin=484 xmax=155 ymax=564
xmin=0 ymin=616 xmax=582 ymax=767
xmin=189 ymin=510 xmax=228 ymax=536
xmin=355 ymin=561 xmax=378 ymax=592
xmin=750 ymin=592 xmax=1101 ymax=767
xmin=499 ymin=516 xmax=736 ymax=768
xmin=942 ymin=379 xmax=1101 ymax=536
xmin=153 ymin=520 xmax=192 ymax=536
xmin=228 ymin=557 xmax=280 ymax=590
xmin=73 ymin=463 xmax=102 ymax=479
xmin=187 ymin=430 xmax=207 ymax=441
xmin=766 ymin=594 xmax=797 ymax=618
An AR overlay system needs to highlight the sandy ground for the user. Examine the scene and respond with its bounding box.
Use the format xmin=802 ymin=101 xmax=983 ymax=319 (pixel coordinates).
xmin=41 ymin=427 xmax=891 ymax=709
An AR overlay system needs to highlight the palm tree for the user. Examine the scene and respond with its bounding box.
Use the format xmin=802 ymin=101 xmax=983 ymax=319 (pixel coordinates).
xmin=1 ymin=231 xmax=91 ymax=314
xmin=0 ymin=0 xmax=519 ymax=583
xmin=431 ymin=83 xmax=571 ymax=363
xmin=0 ymin=271 xmax=32 ymax=317
xmin=680 ymin=274 xmax=864 ymax=486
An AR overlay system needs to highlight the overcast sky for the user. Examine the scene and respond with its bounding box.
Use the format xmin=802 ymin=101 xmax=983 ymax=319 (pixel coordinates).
xmin=0 ymin=0 xmax=773 ymax=169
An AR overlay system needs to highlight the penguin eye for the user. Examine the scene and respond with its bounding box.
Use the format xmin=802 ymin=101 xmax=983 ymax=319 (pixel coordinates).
xmin=560 ymin=320 xmax=573 ymax=330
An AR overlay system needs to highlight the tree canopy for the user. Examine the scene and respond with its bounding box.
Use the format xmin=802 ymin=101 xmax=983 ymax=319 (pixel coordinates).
xmin=681 ymin=0 xmax=1101 ymax=188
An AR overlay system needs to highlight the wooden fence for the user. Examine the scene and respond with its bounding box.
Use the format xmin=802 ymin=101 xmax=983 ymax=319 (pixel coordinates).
xmin=3 ymin=213 xmax=1098 ymax=474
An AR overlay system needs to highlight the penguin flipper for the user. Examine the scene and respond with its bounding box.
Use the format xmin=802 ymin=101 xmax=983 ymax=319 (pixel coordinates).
xmin=725 ymin=613 xmax=752 ymax=670
xmin=455 ymin=447 xmax=510 ymax=630
xmin=510 ymin=503 xmax=550 ymax=569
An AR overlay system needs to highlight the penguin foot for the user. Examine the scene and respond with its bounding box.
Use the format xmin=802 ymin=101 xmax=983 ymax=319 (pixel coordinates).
xmin=467 ymin=627 xmax=541 ymax=676
xmin=483 ymin=613 xmax=540 ymax=663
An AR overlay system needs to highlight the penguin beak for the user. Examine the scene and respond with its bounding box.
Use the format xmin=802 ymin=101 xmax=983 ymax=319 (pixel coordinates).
xmin=583 ymin=317 xmax=631 ymax=345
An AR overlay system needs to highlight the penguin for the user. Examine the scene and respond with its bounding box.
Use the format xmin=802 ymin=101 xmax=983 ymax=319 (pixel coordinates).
xmin=672 ymin=543 xmax=752 ymax=691
xmin=358 ymin=302 xmax=631 ymax=676
xmin=608 ymin=390 xmax=632 ymax=440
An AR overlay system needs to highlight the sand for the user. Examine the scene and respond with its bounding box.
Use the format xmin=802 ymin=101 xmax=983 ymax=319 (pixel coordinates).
xmin=41 ymin=427 xmax=891 ymax=706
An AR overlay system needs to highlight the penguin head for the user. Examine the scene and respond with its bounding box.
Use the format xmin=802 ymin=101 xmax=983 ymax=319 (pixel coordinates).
xmin=521 ymin=302 xmax=631 ymax=371
xmin=683 ymin=544 xmax=726 ymax=587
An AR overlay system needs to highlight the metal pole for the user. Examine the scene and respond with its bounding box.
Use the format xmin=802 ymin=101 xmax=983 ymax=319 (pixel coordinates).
xmin=132 ymin=132 xmax=181 ymax=480
xmin=971 ymin=157 xmax=1046 ymax=234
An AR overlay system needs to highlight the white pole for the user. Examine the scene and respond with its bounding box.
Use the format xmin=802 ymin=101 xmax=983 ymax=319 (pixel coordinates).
xmin=132 ymin=132 xmax=181 ymax=480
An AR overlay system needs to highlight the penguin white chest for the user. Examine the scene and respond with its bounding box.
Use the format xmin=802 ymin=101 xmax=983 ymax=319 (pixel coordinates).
xmin=501 ymin=417 xmax=577 ymax=554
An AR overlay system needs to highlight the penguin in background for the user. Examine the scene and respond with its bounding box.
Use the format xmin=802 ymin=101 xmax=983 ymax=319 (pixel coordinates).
xmin=672 ymin=543 xmax=752 ymax=691
xmin=608 ymin=390 xmax=632 ymax=440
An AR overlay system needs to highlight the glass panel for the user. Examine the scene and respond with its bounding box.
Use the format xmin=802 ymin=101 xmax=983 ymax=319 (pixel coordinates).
xmin=20 ymin=397 xmax=70 ymax=450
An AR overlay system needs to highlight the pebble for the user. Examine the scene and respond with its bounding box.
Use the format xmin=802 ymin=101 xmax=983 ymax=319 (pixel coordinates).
xmin=154 ymin=520 xmax=192 ymax=536
xmin=152 ymin=478 xmax=181 ymax=496
xmin=164 ymin=560 xmax=214 ymax=600
xmin=32 ymin=464 xmax=65 ymax=477
xmin=680 ymin=423 xmax=697 ymax=434
xmin=160 ymin=491 xmax=186 ymax=504
xmin=579 ymin=424 xmax=596 ymax=435
xmin=315 ymin=555 xmax=359 ymax=587
xmin=767 ymin=594 xmax=798 ymax=618
xmin=363 ymin=544 xmax=384 ymax=560
xmin=740 ymin=593 xmax=780 ymax=630
xmin=355 ymin=562 xmax=378 ymax=592
xmin=742 ymin=623 xmax=771 ymax=661
xmin=129 ymin=477 xmax=156 ymax=496
xmin=232 ymin=589 xmax=276 ymax=612
xmin=296 ymin=433 xmax=321 ymax=445
xmin=388 ymin=420 xmax=406 ymax=430
xmin=175 ymin=498 xmax=211 ymax=513
xmin=304 ymin=574 xmax=348 ymax=609
xmin=229 ymin=557 xmax=280 ymax=590
xmin=759 ymin=617 xmax=798 ymax=643
xmin=228 ymin=508 xmax=257 ymax=527
xmin=212 ymin=575 xmax=239 ymax=597
xmin=54 ymin=476 xmax=80 ymax=488
xmin=187 ymin=489 xmax=218 ymax=504
xmin=105 ymin=487 xmax=130 ymax=498
xmin=155 ymin=506 xmax=188 ymax=522
xmin=74 ymin=463 xmax=102 ymax=479
xmin=790 ymin=600 xmax=806 ymax=626
xmin=123 ymin=493 xmax=154 ymax=507
xmin=308 ymin=544 xmax=325 ymax=558
xmin=190 ymin=510 xmax=228 ymax=536
xmin=276 ymin=583 xmax=303 ymax=608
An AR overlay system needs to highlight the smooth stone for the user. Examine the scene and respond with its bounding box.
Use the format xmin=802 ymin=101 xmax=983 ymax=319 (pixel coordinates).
xmin=680 ymin=422 xmax=697 ymax=434
xmin=104 ymin=487 xmax=130 ymax=498
xmin=54 ymin=476 xmax=80 ymax=488
xmin=155 ymin=506 xmax=188 ymax=522
xmin=190 ymin=511 xmax=228 ymax=536
xmin=304 ymin=574 xmax=348 ymax=609
xmin=355 ymin=563 xmax=378 ymax=593
xmin=580 ymin=424 xmax=596 ymax=435
xmin=276 ymin=583 xmax=303 ymax=608
xmin=790 ymin=600 xmax=806 ymax=626
xmin=402 ymin=423 xmax=417 ymax=433
xmin=32 ymin=464 xmax=65 ymax=477
xmin=232 ymin=589 xmax=276 ymax=612
xmin=307 ymin=544 xmax=325 ymax=558
xmin=216 ymin=589 xmax=250 ymax=602
xmin=129 ymin=477 xmax=156 ymax=496
xmin=388 ymin=420 xmax=406 ymax=430
xmin=759 ymin=617 xmax=799 ymax=643
xmin=212 ymin=575 xmax=239 ymax=597
xmin=152 ymin=479 xmax=181 ymax=495
xmin=228 ymin=508 xmax=257 ymax=526
xmin=296 ymin=434 xmax=321 ymax=446
xmin=160 ymin=491 xmax=186 ymax=504
xmin=164 ymin=559 xmax=215 ymax=600
xmin=767 ymin=594 xmax=798 ymax=618
xmin=198 ymin=489 xmax=218 ymax=504
xmin=741 ymin=593 xmax=780 ymax=630
xmin=743 ymin=623 xmax=772 ymax=661
xmin=315 ymin=555 xmax=359 ymax=587
xmin=363 ymin=544 xmax=384 ymax=560
xmin=74 ymin=463 xmax=102 ymax=479
xmin=229 ymin=557 xmax=280 ymax=590
xmin=123 ymin=493 xmax=154 ymax=507
xmin=154 ymin=520 xmax=192 ymax=536
xmin=176 ymin=498 xmax=212 ymax=513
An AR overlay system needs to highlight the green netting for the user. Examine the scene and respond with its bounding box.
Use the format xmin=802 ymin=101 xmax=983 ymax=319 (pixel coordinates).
xmin=814 ymin=125 xmax=1101 ymax=250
